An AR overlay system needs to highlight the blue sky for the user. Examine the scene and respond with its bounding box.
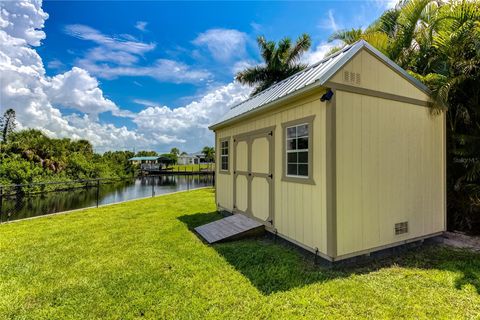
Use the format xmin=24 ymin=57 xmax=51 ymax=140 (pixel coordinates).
xmin=1 ymin=0 xmax=395 ymax=152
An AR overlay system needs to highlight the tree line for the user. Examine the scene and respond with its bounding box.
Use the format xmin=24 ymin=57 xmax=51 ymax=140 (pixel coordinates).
xmin=0 ymin=109 xmax=214 ymax=186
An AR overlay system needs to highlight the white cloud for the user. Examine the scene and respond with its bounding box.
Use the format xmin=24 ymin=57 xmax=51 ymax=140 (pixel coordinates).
xmin=47 ymin=58 xmax=64 ymax=70
xmin=302 ymin=41 xmax=341 ymax=65
xmin=374 ymin=0 xmax=398 ymax=10
xmin=82 ymin=47 xmax=139 ymax=66
xmin=0 ymin=0 xmax=146 ymax=151
xmin=46 ymin=67 xmax=133 ymax=118
xmin=64 ymin=24 xmax=155 ymax=55
xmin=133 ymin=99 xmax=160 ymax=108
xmin=77 ymin=58 xmax=211 ymax=83
xmin=193 ymin=28 xmax=248 ymax=62
xmin=65 ymin=24 xmax=211 ymax=83
xmin=0 ymin=0 xmax=48 ymax=46
xmin=135 ymin=21 xmax=148 ymax=32
xmin=132 ymin=82 xmax=251 ymax=151
xmin=231 ymin=59 xmax=259 ymax=75
xmin=318 ymin=9 xmax=340 ymax=31
xmin=250 ymin=22 xmax=262 ymax=33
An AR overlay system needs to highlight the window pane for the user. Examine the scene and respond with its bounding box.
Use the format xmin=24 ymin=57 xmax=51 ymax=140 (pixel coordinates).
xmin=287 ymin=138 xmax=297 ymax=151
xmin=297 ymin=137 xmax=308 ymax=150
xmin=221 ymin=156 xmax=228 ymax=170
xmin=287 ymin=152 xmax=297 ymax=163
xmin=287 ymin=164 xmax=297 ymax=176
xmin=287 ymin=127 xmax=296 ymax=138
xmin=298 ymin=164 xmax=308 ymax=176
xmin=297 ymin=124 xmax=308 ymax=137
xmin=298 ymin=151 xmax=308 ymax=163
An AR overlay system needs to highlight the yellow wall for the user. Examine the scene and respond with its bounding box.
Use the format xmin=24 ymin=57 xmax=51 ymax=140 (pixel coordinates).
xmin=335 ymin=90 xmax=445 ymax=257
xmin=330 ymin=49 xmax=429 ymax=102
xmin=215 ymin=91 xmax=329 ymax=254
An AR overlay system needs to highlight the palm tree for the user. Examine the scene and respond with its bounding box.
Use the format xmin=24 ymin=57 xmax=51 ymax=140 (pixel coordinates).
xmin=202 ymin=146 xmax=215 ymax=171
xmin=0 ymin=108 xmax=17 ymax=143
xmin=328 ymin=28 xmax=390 ymax=55
xmin=170 ymin=147 xmax=180 ymax=157
xmin=236 ymin=34 xmax=312 ymax=96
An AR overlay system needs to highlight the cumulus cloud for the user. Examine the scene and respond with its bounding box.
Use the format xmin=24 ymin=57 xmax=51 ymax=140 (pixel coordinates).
xmin=0 ymin=0 xmax=146 ymax=150
xmin=46 ymin=67 xmax=134 ymax=118
xmin=133 ymin=82 xmax=251 ymax=150
xmin=193 ymin=28 xmax=248 ymax=62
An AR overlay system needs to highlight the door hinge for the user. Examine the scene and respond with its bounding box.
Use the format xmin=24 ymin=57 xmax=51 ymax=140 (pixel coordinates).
xmin=268 ymin=131 xmax=273 ymax=136
xmin=268 ymin=174 xmax=273 ymax=179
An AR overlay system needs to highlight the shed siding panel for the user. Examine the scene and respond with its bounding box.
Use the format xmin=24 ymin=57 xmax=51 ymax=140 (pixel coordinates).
xmin=216 ymin=172 xmax=233 ymax=210
xmin=215 ymin=92 xmax=328 ymax=254
xmin=331 ymin=50 xmax=429 ymax=102
xmin=335 ymin=91 xmax=445 ymax=256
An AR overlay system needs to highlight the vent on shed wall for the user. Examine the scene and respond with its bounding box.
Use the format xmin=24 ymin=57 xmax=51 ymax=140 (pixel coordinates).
xmin=343 ymin=70 xmax=361 ymax=85
xmin=395 ymin=222 xmax=409 ymax=235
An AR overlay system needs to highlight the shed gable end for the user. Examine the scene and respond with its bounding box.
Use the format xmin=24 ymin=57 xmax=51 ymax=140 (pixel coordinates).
xmin=329 ymin=48 xmax=429 ymax=102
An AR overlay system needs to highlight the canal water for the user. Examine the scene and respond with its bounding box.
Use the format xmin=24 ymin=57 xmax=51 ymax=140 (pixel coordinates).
xmin=0 ymin=175 xmax=213 ymax=223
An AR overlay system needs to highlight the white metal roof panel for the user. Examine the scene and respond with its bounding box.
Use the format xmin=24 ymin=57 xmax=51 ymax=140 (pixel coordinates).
xmin=209 ymin=40 xmax=429 ymax=130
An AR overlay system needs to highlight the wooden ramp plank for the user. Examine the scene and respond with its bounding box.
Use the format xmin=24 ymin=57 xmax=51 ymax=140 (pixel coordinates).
xmin=194 ymin=214 xmax=265 ymax=244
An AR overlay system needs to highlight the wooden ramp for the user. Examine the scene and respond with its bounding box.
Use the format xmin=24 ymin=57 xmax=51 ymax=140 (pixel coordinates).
xmin=194 ymin=214 xmax=265 ymax=244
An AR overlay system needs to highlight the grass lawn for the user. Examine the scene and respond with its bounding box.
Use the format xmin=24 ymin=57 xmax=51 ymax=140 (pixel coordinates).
xmin=1 ymin=188 xmax=479 ymax=319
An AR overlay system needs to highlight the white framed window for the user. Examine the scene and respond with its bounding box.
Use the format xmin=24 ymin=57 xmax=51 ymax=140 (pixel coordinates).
xmin=220 ymin=139 xmax=229 ymax=171
xmin=286 ymin=123 xmax=309 ymax=177
xmin=281 ymin=115 xmax=315 ymax=184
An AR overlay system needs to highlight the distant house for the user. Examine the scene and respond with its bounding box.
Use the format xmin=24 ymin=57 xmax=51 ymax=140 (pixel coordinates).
xmin=128 ymin=156 xmax=174 ymax=171
xmin=178 ymin=152 xmax=207 ymax=165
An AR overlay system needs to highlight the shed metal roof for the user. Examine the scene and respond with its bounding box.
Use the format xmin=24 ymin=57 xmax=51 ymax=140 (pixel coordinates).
xmin=209 ymin=40 xmax=429 ymax=130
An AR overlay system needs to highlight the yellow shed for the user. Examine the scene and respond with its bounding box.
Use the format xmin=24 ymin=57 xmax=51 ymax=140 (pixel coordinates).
xmin=209 ymin=40 xmax=446 ymax=262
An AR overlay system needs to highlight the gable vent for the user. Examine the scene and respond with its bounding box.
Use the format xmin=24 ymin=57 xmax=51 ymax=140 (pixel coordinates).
xmin=395 ymin=222 xmax=408 ymax=235
xmin=343 ymin=70 xmax=361 ymax=85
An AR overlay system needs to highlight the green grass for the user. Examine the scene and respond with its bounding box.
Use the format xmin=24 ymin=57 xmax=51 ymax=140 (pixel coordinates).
xmin=1 ymin=188 xmax=479 ymax=319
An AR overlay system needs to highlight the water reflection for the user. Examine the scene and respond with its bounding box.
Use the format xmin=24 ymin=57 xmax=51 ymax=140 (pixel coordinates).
xmin=0 ymin=175 xmax=213 ymax=223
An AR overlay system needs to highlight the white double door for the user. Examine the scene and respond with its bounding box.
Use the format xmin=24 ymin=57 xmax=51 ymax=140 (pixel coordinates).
xmin=233 ymin=127 xmax=274 ymax=226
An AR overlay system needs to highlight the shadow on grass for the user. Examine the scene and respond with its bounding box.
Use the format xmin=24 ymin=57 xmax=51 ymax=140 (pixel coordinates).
xmin=178 ymin=212 xmax=480 ymax=295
